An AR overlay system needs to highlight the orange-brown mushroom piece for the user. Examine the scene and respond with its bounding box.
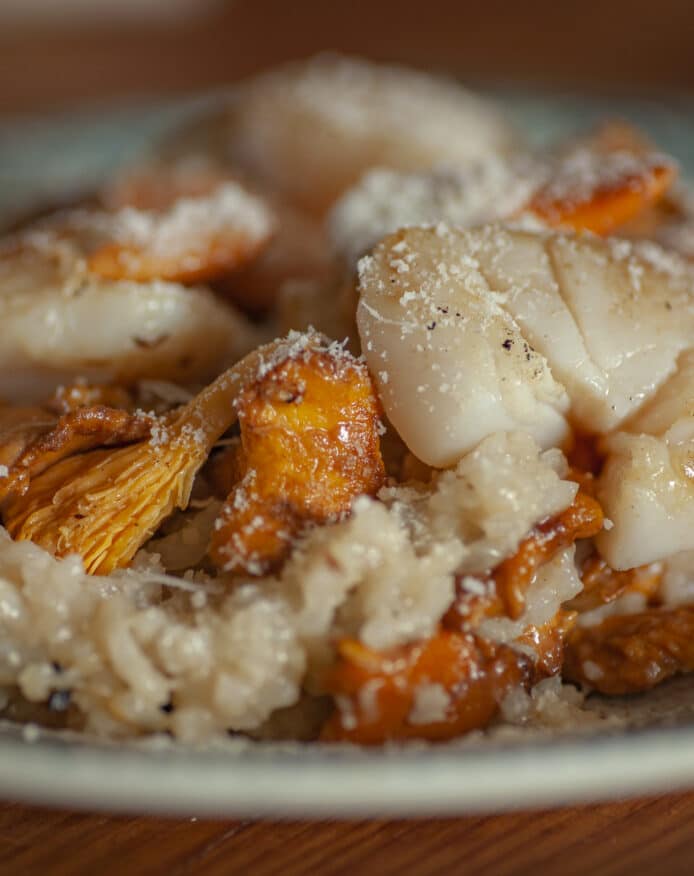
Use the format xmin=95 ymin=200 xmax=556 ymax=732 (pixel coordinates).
xmin=442 ymin=488 xmax=604 ymax=630
xmin=321 ymin=610 xmax=581 ymax=745
xmin=0 ymin=405 xmax=154 ymax=503
xmin=0 ymin=405 xmax=57 ymax=472
xmin=1 ymin=338 xmax=292 ymax=574
xmin=209 ymin=339 xmax=385 ymax=576
xmin=323 ymin=488 xmax=603 ymax=745
xmin=493 ymin=490 xmax=604 ymax=620
xmin=528 ymin=123 xmax=677 ymax=236
xmin=29 ymin=164 xmax=275 ymax=288
xmin=564 ymin=606 xmax=694 ymax=695
xmin=565 ymin=555 xmax=662 ymax=614
xmin=321 ymin=632 xmax=531 ymax=745
xmin=86 ymin=179 xmax=274 ymax=287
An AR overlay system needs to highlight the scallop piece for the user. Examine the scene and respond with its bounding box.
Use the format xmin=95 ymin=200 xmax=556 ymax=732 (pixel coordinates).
xmin=328 ymin=159 xmax=542 ymax=267
xmin=357 ymin=226 xmax=570 ymax=467
xmin=596 ymin=431 xmax=694 ymax=570
xmin=624 ymin=348 xmax=694 ymax=438
xmin=544 ymin=236 xmax=692 ymax=429
xmin=171 ymin=55 xmax=519 ymax=217
xmin=358 ymin=226 xmax=694 ymax=465
xmin=470 ymin=227 xmax=694 ymax=432
xmin=648 ymin=182 xmax=694 ymax=262
xmin=466 ymin=227 xmax=608 ymax=426
xmin=104 ymin=158 xmax=329 ymax=314
xmin=328 ymin=119 xmax=677 ymax=268
xmin=49 ymin=183 xmax=273 ymax=287
xmin=369 ymin=225 xmax=693 ymax=436
xmin=596 ymin=350 xmax=694 ymax=570
xmin=0 ymin=233 xmax=257 ymax=402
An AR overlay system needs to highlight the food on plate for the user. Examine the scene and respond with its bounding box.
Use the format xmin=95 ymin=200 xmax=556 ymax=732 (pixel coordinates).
xmin=160 ymin=55 xmax=520 ymax=217
xmin=564 ymin=606 xmax=694 ymax=694
xmin=0 ymin=57 xmax=693 ymax=746
xmin=0 ymin=223 xmax=259 ymax=402
xmin=324 ymin=488 xmax=602 ymax=743
xmin=358 ymin=225 xmax=692 ymax=460
xmin=104 ymin=157 xmax=332 ymax=315
xmin=1 ymin=339 xmax=294 ymax=574
xmin=328 ymin=121 xmax=676 ymax=265
xmin=526 ymin=122 xmax=676 ymax=235
xmin=209 ymin=334 xmax=385 ymax=575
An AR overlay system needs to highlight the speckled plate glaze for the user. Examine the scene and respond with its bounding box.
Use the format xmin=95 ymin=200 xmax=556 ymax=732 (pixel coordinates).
xmin=1 ymin=90 xmax=694 ymax=817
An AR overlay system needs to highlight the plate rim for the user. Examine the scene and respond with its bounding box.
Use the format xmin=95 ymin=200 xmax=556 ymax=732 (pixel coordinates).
xmin=2 ymin=719 xmax=694 ymax=816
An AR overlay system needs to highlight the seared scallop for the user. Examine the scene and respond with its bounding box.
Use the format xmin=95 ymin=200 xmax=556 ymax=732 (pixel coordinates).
xmin=358 ymin=225 xmax=693 ymax=468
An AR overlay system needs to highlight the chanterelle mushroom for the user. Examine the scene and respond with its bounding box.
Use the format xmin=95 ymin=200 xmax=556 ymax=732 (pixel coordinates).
xmin=209 ymin=334 xmax=385 ymax=575
xmin=1 ymin=338 xmax=291 ymax=574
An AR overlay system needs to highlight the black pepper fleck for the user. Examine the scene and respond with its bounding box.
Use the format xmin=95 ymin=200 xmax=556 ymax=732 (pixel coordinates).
xmin=501 ymin=339 xmax=513 ymax=351
xmin=48 ymin=690 xmax=71 ymax=712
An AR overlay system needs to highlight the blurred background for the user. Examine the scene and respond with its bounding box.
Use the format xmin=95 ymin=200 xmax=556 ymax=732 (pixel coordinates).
xmin=1 ymin=0 xmax=693 ymax=114
xmin=2 ymin=0 xmax=693 ymax=221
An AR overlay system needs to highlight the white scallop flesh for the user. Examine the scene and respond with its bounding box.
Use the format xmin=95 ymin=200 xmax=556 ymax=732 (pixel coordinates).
xmin=597 ymin=350 xmax=694 ymax=569
xmin=357 ymin=226 xmax=570 ymax=467
xmin=358 ymin=225 xmax=694 ymax=466
xmin=0 ymin=237 xmax=257 ymax=402
xmin=624 ymin=348 xmax=694 ymax=438
xmin=467 ymin=228 xmax=694 ymax=433
xmin=596 ymin=431 xmax=694 ymax=570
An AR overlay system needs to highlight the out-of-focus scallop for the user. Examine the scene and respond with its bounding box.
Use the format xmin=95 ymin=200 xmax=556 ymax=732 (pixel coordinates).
xmin=160 ymin=55 xmax=521 ymax=218
xmin=0 ymin=232 xmax=257 ymax=401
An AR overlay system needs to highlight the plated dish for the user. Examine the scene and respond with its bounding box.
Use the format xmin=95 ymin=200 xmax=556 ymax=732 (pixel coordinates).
xmin=1 ymin=56 xmax=694 ymax=775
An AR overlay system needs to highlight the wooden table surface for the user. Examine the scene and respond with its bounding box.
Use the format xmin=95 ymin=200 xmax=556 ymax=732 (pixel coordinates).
xmin=1 ymin=0 xmax=693 ymax=113
xmin=3 ymin=792 xmax=694 ymax=875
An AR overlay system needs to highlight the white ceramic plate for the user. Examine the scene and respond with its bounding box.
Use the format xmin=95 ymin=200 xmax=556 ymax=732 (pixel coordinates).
xmin=3 ymin=704 xmax=694 ymax=817
xmin=1 ymin=90 xmax=694 ymax=817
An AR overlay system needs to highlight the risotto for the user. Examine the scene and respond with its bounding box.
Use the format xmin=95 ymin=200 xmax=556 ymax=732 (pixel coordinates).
xmin=0 ymin=55 xmax=693 ymax=745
